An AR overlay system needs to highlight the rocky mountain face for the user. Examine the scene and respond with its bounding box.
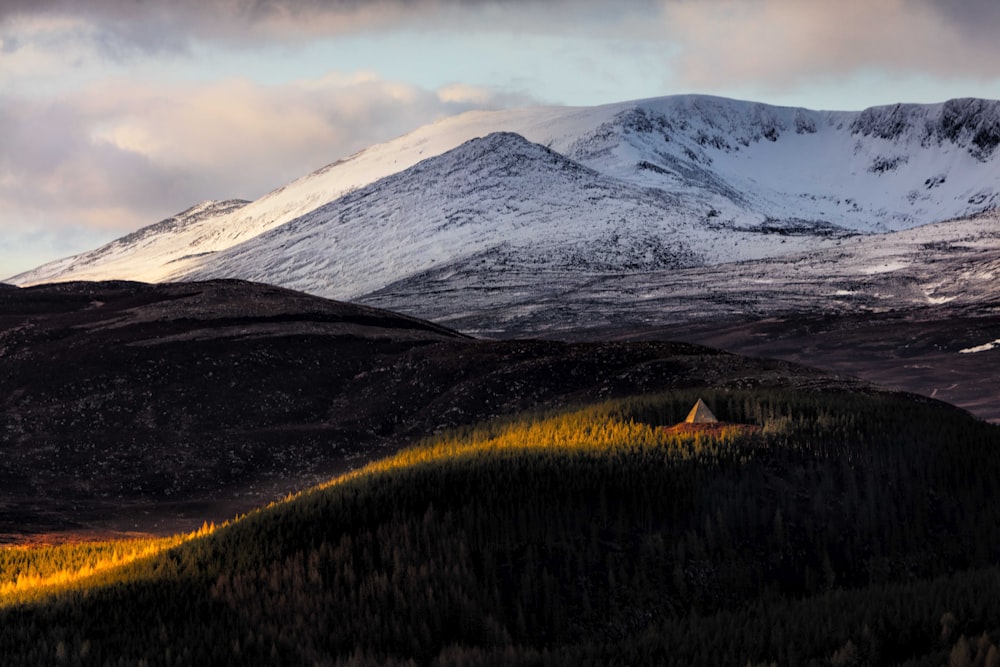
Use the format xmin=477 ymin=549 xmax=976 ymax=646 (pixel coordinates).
xmin=362 ymin=210 xmax=1000 ymax=334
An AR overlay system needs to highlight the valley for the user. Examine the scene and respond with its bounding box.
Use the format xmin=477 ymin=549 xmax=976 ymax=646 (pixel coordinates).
xmin=639 ymin=304 xmax=1000 ymax=424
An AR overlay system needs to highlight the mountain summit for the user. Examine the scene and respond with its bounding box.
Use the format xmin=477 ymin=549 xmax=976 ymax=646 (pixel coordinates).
xmin=177 ymin=131 xmax=704 ymax=299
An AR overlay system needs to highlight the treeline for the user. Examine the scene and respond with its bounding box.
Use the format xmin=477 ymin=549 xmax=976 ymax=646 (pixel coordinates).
xmin=2 ymin=388 xmax=1000 ymax=665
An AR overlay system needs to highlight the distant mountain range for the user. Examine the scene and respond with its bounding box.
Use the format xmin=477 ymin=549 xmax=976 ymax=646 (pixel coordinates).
xmin=10 ymin=95 xmax=1000 ymax=335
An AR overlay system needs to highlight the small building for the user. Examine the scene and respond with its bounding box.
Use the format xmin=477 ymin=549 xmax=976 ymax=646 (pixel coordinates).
xmin=684 ymin=398 xmax=718 ymax=424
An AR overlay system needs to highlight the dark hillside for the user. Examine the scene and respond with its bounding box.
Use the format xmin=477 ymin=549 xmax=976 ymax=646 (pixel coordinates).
xmin=0 ymin=280 xmax=846 ymax=539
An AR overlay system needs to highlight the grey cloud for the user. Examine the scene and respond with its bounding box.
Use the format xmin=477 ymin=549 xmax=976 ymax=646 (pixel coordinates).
xmin=923 ymin=0 xmax=1000 ymax=23
xmin=0 ymin=0 xmax=651 ymax=55
xmin=0 ymin=0 xmax=530 ymax=31
xmin=0 ymin=0 xmax=544 ymax=19
xmin=920 ymin=0 xmax=1000 ymax=44
xmin=0 ymin=97 xmax=190 ymax=217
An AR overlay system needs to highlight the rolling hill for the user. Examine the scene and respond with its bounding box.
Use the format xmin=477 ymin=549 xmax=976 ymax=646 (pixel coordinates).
xmin=0 ymin=279 xmax=846 ymax=540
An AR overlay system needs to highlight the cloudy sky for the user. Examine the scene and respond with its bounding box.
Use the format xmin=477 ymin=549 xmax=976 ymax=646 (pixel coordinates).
xmin=4 ymin=0 xmax=1000 ymax=278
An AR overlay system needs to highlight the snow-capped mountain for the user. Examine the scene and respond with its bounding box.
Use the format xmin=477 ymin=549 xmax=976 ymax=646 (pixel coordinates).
xmin=10 ymin=95 xmax=1000 ymax=322
xmin=361 ymin=209 xmax=1000 ymax=335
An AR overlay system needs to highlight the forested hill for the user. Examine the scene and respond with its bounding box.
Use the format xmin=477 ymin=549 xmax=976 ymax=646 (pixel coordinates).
xmin=3 ymin=388 xmax=1000 ymax=665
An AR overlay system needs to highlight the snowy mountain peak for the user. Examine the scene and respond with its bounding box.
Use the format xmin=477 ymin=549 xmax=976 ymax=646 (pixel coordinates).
xmin=177 ymin=131 xmax=705 ymax=298
xmin=399 ymin=130 xmax=595 ymax=183
xmin=413 ymin=132 xmax=596 ymax=180
xmin=458 ymin=130 xmax=549 ymax=153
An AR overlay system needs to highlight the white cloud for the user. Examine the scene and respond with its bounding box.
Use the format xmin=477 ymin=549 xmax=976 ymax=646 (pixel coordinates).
xmin=436 ymin=83 xmax=536 ymax=107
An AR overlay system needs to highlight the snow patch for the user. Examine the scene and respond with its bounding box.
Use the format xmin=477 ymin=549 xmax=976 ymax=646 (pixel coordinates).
xmin=959 ymin=339 xmax=1000 ymax=354
xmin=858 ymin=260 xmax=909 ymax=275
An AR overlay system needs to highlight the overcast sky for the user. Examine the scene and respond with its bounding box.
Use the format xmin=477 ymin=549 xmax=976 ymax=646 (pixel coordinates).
xmin=4 ymin=0 xmax=1000 ymax=278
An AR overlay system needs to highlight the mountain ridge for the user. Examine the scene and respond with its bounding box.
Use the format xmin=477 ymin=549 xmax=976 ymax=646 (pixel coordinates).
xmin=10 ymin=94 xmax=1000 ymax=296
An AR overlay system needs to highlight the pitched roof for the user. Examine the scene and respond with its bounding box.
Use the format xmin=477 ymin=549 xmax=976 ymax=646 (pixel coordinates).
xmin=684 ymin=398 xmax=718 ymax=424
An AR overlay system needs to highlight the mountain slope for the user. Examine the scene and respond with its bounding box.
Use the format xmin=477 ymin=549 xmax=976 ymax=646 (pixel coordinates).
xmin=1 ymin=279 xmax=845 ymax=539
xmin=10 ymin=200 xmax=251 ymax=285
xmin=565 ymin=96 xmax=1000 ymax=232
xmin=355 ymin=209 xmax=1000 ymax=422
xmin=363 ymin=209 xmax=1000 ymax=333
xmin=11 ymin=95 xmax=1000 ymax=293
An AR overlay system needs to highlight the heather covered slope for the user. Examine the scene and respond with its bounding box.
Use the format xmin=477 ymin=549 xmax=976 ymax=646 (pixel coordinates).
xmin=3 ymin=389 xmax=1000 ymax=666
xmin=0 ymin=279 xmax=842 ymax=540
xmin=0 ymin=279 xmax=461 ymax=537
xmin=640 ymin=302 xmax=1000 ymax=424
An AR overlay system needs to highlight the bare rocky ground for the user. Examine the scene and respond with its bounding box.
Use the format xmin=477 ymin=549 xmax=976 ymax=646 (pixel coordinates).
xmin=361 ymin=229 xmax=1000 ymax=425
xmin=683 ymin=309 xmax=1000 ymax=425
xmin=0 ymin=280 xmax=860 ymax=542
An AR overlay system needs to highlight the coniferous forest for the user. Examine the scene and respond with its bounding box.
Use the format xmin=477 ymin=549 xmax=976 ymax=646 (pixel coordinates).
xmin=3 ymin=388 xmax=1000 ymax=665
